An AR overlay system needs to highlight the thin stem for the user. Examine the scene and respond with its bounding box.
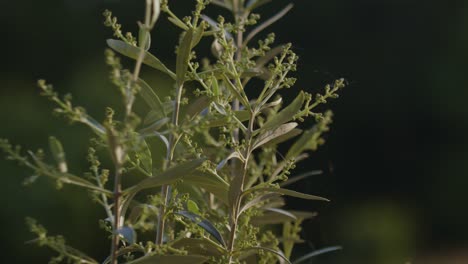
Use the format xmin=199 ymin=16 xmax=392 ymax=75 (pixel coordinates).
xmin=110 ymin=166 xmax=122 ymax=264
xmin=156 ymin=83 xmax=184 ymax=245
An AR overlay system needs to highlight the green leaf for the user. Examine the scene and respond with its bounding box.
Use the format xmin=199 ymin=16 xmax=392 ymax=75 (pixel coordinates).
xmin=107 ymin=39 xmax=176 ymax=79
xmin=243 ymin=187 xmax=329 ymax=202
xmin=262 ymin=128 xmax=302 ymax=147
xmin=292 ymin=246 xmax=343 ymax=264
xmin=253 ymin=122 xmax=298 ymax=150
xmin=191 ymin=22 xmax=206 ymax=49
xmin=171 ymin=238 xmax=225 ymax=256
xmin=260 ymin=91 xmax=305 ymax=132
xmin=49 ymin=136 xmax=67 ymax=173
xmin=176 ymin=210 xmax=226 ymax=247
xmin=139 ymin=117 xmax=170 ymax=136
xmin=138 ymin=27 xmax=151 ymax=51
xmin=206 ymin=110 xmax=250 ymax=127
xmin=168 ymin=17 xmax=189 ymax=30
xmin=126 ymin=158 xmax=206 ymax=194
xmin=221 ymin=74 xmax=251 ymax=111
xmin=132 ymin=135 xmax=153 ymax=175
xmin=280 ymin=170 xmax=323 ymax=187
xmin=138 ymin=78 xmax=165 ymax=115
xmin=184 ymin=169 xmax=230 ymax=204
xmin=187 ymin=200 xmax=201 ymax=214
xmin=126 ymin=254 xmax=208 ymax=264
xmin=239 ymin=193 xmax=280 ymax=216
xmin=216 ymin=151 xmax=244 ymax=171
xmin=176 ymin=29 xmax=194 ymax=87
xmin=185 ymin=96 xmax=211 ymax=118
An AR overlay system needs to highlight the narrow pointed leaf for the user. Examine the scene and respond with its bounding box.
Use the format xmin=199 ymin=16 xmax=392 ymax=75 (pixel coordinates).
xmin=176 ymin=210 xmax=226 ymax=247
xmin=280 ymin=170 xmax=323 ymax=187
xmin=239 ymin=247 xmax=291 ymax=264
xmin=222 ymin=74 xmax=251 ymax=110
xmin=138 ymin=78 xmax=165 ymax=115
xmin=171 ymin=238 xmax=225 ymax=256
xmin=261 ymin=91 xmax=305 ymax=132
xmin=168 ymin=17 xmax=189 ymax=30
xmin=127 ymin=158 xmax=206 ymax=194
xmin=216 ymin=151 xmax=244 ymax=171
xmin=207 ymin=110 xmax=250 ymax=127
xmin=184 ymin=169 xmax=230 ymax=204
xmin=107 ymin=39 xmax=176 ymax=79
xmin=176 ymin=29 xmax=194 ymax=87
xmin=253 ymin=122 xmax=297 ymax=150
xmin=239 ymin=193 xmax=280 ymax=216
xmin=126 ymin=254 xmax=208 ymax=264
xmin=292 ymin=246 xmax=343 ymax=264
xmin=244 ymin=4 xmax=293 ymax=45
xmin=49 ymin=136 xmax=67 ymax=173
xmin=265 ymin=208 xmax=297 ymax=221
xmin=263 ymin=128 xmax=302 ymax=147
xmin=243 ymin=187 xmax=329 ymax=202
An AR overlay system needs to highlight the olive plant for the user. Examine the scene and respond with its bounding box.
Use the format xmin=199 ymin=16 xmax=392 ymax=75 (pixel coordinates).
xmin=0 ymin=0 xmax=345 ymax=263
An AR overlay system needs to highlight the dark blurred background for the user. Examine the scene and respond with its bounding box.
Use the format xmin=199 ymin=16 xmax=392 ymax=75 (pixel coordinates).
xmin=1 ymin=0 xmax=467 ymax=263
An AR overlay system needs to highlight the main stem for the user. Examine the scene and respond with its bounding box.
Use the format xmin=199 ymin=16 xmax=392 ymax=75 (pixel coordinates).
xmin=228 ymin=2 xmax=246 ymax=262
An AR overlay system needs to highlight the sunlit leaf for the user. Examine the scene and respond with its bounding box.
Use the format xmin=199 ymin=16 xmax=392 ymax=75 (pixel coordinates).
xmin=126 ymin=158 xmax=206 ymax=194
xmin=260 ymin=91 xmax=305 ymax=132
xmin=243 ymin=187 xmax=329 ymax=202
xmin=107 ymin=39 xmax=176 ymax=79
xmin=253 ymin=122 xmax=297 ymax=150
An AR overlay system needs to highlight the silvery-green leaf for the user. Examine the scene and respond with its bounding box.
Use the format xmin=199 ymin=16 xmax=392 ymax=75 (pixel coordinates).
xmin=243 ymin=187 xmax=329 ymax=202
xmin=253 ymin=122 xmax=298 ymax=150
xmin=107 ymin=39 xmax=176 ymax=79
xmin=238 ymin=246 xmax=291 ymax=264
xmin=260 ymin=91 xmax=305 ymax=132
xmin=265 ymin=208 xmax=297 ymax=221
xmin=239 ymin=193 xmax=280 ymax=216
xmin=126 ymin=158 xmax=206 ymax=195
xmin=168 ymin=17 xmax=189 ymax=30
xmin=116 ymin=226 xmax=137 ymax=244
xmin=292 ymin=246 xmax=343 ymax=264
xmin=216 ymin=151 xmax=244 ymax=171
xmin=280 ymin=170 xmax=323 ymax=187
xmin=176 ymin=210 xmax=226 ymax=247
xmin=139 ymin=117 xmax=170 ymax=136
